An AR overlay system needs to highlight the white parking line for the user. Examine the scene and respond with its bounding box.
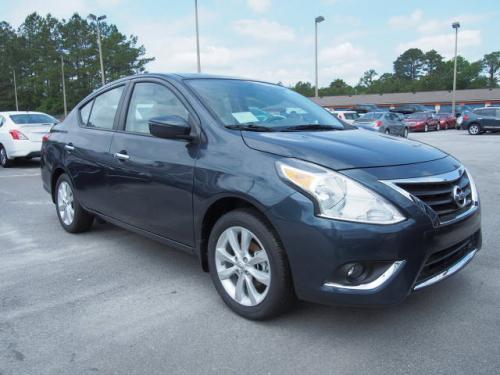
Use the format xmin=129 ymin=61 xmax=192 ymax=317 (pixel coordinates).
xmin=0 ymin=173 xmax=41 ymax=178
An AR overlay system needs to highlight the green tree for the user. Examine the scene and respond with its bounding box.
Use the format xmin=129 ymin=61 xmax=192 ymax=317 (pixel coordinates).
xmin=481 ymin=51 xmax=500 ymax=88
xmin=292 ymin=81 xmax=314 ymax=97
xmin=423 ymin=49 xmax=444 ymax=75
xmin=394 ymin=48 xmax=425 ymax=80
xmin=357 ymin=69 xmax=378 ymax=88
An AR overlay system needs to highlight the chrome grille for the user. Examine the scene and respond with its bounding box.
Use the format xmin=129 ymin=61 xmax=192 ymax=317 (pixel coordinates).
xmin=383 ymin=167 xmax=478 ymax=225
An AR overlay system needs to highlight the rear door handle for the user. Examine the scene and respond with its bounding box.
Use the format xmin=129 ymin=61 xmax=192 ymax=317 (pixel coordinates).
xmin=64 ymin=143 xmax=75 ymax=151
xmin=114 ymin=152 xmax=130 ymax=161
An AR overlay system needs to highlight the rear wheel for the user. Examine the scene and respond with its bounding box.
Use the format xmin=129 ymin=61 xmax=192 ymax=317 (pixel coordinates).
xmin=208 ymin=209 xmax=295 ymax=320
xmin=403 ymin=128 xmax=409 ymax=138
xmin=384 ymin=129 xmax=390 ymax=135
xmin=0 ymin=146 xmax=13 ymax=168
xmin=424 ymin=124 xmax=429 ymax=132
xmin=55 ymin=174 xmax=94 ymax=233
xmin=468 ymin=123 xmax=481 ymax=135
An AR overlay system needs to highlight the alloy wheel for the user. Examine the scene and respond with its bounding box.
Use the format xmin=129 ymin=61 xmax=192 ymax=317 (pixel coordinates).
xmin=57 ymin=181 xmax=75 ymax=225
xmin=404 ymin=128 xmax=409 ymax=138
xmin=214 ymin=226 xmax=271 ymax=306
xmin=469 ymin=124 xmax=480 ymax=135
xmin=424 ymin=124 xmax=429 ymax=132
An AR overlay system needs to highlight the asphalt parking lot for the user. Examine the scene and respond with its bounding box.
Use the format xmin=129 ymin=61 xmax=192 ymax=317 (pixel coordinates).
xmin=1 ymin=130 xmax=499 ymax=375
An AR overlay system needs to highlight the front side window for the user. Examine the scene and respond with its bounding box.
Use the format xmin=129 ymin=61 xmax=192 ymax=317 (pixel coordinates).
xmin=125 ymin=82 xmax=189 ymax=134
xmin=187 ymin=79 xmax=344 ymax=131
xmin=87 ymin=86 xmax=124 ymax=129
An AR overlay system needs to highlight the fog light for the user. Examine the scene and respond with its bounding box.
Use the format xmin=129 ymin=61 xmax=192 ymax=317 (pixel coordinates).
xmin=342 ymin=262 xmax=366 ymax=283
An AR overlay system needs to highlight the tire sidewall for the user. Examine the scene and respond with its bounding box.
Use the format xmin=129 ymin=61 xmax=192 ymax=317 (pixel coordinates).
xmin=0 ymin=146 xmax=11 ymax=167
xmin=207 ymin=210 xmax=291 ymax=319
xmin=55 ymin=174 xmax=90 ymax=233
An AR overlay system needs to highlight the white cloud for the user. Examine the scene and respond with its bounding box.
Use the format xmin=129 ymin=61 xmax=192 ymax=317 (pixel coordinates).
xmin=5 ymin=0 xmax=124 ymax=25
xmin=388 ymin=9 xmax=423 ymax=29
xmin=397 ymin=30 xmax=482 ymax=58
xmin=247 ymin=0 xmax=271 ymax=13
xmin=418 ymin=13 xmax=490 ymax=35
xmin=233 ymin=18 xmax=295 ymax=42
xmin=319 ymin=42 xmax=381 ymax=85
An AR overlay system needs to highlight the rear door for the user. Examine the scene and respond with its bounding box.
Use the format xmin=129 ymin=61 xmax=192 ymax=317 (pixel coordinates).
xmin=477 ymin=108 xmax=496 ymax=129
xmin=67 ymin=84 xmax=127 ymax=211
xmin=107 ymin=78 xmax=199 ymax=247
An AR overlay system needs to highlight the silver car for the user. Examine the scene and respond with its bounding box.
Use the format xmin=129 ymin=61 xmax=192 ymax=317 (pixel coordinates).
xmin=354 ymin=111 xmax=409 ymax=138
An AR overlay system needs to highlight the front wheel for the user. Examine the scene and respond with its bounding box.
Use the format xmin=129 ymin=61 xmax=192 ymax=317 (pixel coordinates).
xmin=55 ymin=174 xmax=94 ymax=233
xmin=208 ymin=209 xmax=295 ymax=320
xmin=424 ymin=124 xmax=429 ymax=132
xmin=468 ymin=124 xmax=481 ymax=135
xmin=403 ymin=128 xmax=409 ymax=138
xmin=0 ymin=146 xmax=13 ymax=168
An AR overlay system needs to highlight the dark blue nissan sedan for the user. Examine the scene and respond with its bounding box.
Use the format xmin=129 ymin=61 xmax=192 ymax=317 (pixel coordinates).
xmin=41 ymin=74 xmax=481 ymax=319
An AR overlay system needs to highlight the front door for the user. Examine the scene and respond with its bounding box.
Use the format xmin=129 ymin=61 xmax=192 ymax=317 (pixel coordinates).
xmin=107 ymin=80 xmax=198 ymax=247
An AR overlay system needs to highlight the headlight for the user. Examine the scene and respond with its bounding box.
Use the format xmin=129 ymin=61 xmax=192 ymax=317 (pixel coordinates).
xmin=276 ymin=159 xmax=405 ymax=224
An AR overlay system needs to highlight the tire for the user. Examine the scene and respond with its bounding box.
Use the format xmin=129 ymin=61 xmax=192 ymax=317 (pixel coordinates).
xmin=55 ymin=174 xmax=94 ymax=233
xmin=436 ymin=123 xmax=440 ymax=131
xmin=468 ymin=123 xmax=481 ymax=135
xmin=0 ymin=146 xmax=13 ymax=168
xmin=384 ymin=129 xmax=390 ymax=135
xmin=403 ymin=128 xmax=409 ymax=138
xmin=208 ymin=209 xmax=295 ymax=320
xmin=424 ymin=124 xmax=429 ymax=132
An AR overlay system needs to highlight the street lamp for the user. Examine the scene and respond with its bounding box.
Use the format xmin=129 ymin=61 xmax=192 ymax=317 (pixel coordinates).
xmin=12 ymin=70 xmax=19 ymax=111
xmin=194 ymin=0 xmax=201 ymax=73
xmin=314 ymin=16 xmax=325 ymax=98
xmin=88 ymin=14 xmax=107 ymax=86
xmin=451 ymin=21 xmax=460 ymax=117
xmin=61 ymin=55 xmax=68 ymax=117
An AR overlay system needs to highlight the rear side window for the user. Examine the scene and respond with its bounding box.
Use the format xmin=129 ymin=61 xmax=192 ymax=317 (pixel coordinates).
xmin=125 ymin=82 xmax=189 ymax=135
xmin=86 ymin=86 xmax=124 ymax=129
xmin=475 ymin=108 xmax=494 ymax=116
xmin=344 ymin=113 xmax=359 ymax=120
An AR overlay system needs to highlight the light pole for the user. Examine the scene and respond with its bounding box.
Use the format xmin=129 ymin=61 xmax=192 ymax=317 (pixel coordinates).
xmin=12 ymin=70 xmax=19 ymax=111
xmin=314 ymin=16 xmax=325 ymax=98
xmin=194 ymin=0 xmax=201 ymax=73
xmin=89 ymin=14 xmax=107 ymax=85
xmin=451 ymin=21 xmax=460 ymax=117
xmin=61 ymin=56 xmax=68 ymax=117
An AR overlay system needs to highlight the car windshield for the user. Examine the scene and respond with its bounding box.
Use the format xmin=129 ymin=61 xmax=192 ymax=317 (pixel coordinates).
xmin=407 ymin=112 xmax=426 ymax=119
xmin=10 ymin=113 xmax=57 ymax=124
xmin=187 ymin=79 xmax=344 ymax=131
xmin=360 ymin=112 xmax=383 ymax=120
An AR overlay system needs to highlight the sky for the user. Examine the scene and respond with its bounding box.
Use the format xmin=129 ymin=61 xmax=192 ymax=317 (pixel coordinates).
xmin=1 ymin=0 xmax=498 ymax=86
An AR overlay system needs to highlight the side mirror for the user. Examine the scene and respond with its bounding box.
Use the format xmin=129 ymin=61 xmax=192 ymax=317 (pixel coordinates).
xmin=148 ymin=115 xmax=192 ymax=140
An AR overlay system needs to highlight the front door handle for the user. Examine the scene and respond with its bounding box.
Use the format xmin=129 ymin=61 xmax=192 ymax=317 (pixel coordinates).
xmin=64 ymin=143 xmax=75 ymax=151
xmin=114 ymin=152 xmax=130 ymax=161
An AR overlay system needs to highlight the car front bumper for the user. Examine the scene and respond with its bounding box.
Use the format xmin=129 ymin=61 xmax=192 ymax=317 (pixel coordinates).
xmin=267 ymin=191 xmax=481 ymax=307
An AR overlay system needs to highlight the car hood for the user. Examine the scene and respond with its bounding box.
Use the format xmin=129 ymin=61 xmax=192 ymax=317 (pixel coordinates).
xmin=242 ymin=128 xmax=447 ymax=170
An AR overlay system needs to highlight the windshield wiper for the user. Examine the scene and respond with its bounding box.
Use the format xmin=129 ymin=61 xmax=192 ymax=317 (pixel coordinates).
xmin=280 ymin=124 xmax=339 ymax=132
xmin=225 ymin=124 xmax=274 ymax=132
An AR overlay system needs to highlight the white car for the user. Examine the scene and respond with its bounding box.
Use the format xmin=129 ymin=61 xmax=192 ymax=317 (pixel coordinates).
xmin=0 ymin=111 xmax=58 ymax=167
xmin=332 ymin=110 xmax=360 ymax=124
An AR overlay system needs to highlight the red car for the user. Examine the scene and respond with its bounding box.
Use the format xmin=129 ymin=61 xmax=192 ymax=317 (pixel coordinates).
xmin=403 ymin=112 xmax=439 ymax=132
xmin=436 ymin=112 xmax=456 ymax=130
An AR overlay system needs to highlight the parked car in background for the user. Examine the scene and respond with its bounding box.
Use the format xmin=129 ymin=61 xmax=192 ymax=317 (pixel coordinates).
xmin=0 ymin=111 xmax=58 ymax=167
xmin=403 ymin=111 xmax=439 ymax=132
xmin=459 ymin=107 xmax=500 ymax=135
xmin=354 ymin=111 xmax=408 ymax=137
xmin=351 ymin=104 xmax=383 ymax=113
xmin=332 ymin=110 xmax=360 ymax=124
xmin=435 ymin=112 xmax=456 ymax=130
xmin=40 ymin=73 xmax=481 ymax=319
xmin=391 ymin=104 xmax=432 ymax=115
